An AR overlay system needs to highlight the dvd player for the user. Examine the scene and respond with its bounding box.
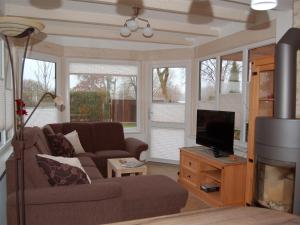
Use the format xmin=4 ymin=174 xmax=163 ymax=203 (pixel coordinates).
xmin=200 ymin=183 xmax=220 ymax=192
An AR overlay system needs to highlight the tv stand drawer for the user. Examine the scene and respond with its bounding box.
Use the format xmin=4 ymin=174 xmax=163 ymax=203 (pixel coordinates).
xmin=182 ymin=153 xmax=199 ymax=171
xmin=181 ymin=169 xmax=198 ymax=186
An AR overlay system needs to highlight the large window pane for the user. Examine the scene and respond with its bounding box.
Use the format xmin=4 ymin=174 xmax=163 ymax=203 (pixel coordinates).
xmin=152 ymin=67 xmax=186 ymax=103
xmin=150 ymin=67 xmax=186 ymax=162
xmin=69 ymin=63 xmax=138 ymax=129
xmin=199 ymin=58 xmax=216 ymax=109
xmin=152 ymin=67 xmax=186 ymax=123
xmin=220 ymin=52 xmax=243 ymax=140
xmin=23 ymin=58 xmax=57 ymax=127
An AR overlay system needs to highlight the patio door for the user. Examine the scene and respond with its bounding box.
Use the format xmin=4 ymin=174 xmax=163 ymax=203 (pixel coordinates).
xmin=148 ymin=65 xmax=187 ymax=164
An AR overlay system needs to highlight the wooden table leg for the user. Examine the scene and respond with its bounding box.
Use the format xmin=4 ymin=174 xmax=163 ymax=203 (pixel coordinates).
xmin=107 ymin=163 xmax=112 ymax=178
xmin=116 ymin=171 xmax=122 ymax=177
xmin=142 ymin=167 xmax=147 ymax=175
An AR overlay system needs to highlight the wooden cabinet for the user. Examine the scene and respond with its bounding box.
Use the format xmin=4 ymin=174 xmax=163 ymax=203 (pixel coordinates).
xmin=178 ymin=147 xmax=246 ymax=207
xmin=245 ymin=56 xmax=275 ymax=205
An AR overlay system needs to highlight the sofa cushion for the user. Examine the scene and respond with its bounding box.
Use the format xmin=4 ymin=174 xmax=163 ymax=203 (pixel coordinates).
xmin=95 ymin=150 xmax=131 ymax=159
xmin=43 ymin=124 xmax=55 ymax=136
xmin=36 ymin=154 xmax=91 ymax=186
xmin=76 ymin=152 xmax=96 ymax=159
xmin=24 ymin=147 xmax=51 ymax=189
xmin=62 ymin=123 xmax=93 ymax=153
xmin=65 ymin=130 xmax=86 ymax=154
xmin=84 ymin=166 xmax=104 ymax=180
xmin=47 ymin=133 xmax=75 ymax=157
xmin=108 ymin=175 xmax=188 ymax=220
xmin=91 ymin=122 xmax=125 ymax=151
xmin=78 ymin=156 xmax=97 ymax=167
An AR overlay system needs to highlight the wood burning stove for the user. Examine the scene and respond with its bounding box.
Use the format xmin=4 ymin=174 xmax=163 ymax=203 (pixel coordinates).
xmin=256 ymin=158 xmax=295 ymax=213
xmin=254 ymin=28 xmax=300 ymax=215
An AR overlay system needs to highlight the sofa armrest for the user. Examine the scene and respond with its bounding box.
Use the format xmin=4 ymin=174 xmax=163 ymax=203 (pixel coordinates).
xmin=7 ymin=182 xmax=121 ymax=206
xmin=125 ymin=137 xmax=148 ymax=159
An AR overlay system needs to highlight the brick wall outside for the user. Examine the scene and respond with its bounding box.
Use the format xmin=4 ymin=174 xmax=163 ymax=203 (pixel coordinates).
xmin=294 ymin=0 xmax=300 ymax=117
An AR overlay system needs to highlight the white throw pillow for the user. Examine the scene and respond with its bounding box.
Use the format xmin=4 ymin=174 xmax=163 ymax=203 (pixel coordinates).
xmin=37 ymin=154 xmax=91 ymax=184
xmin=64 ymin=130 xmax=86 ymax=154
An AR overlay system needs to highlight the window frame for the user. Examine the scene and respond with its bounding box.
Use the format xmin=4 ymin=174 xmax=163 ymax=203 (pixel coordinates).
xmin=18 ymin=51 xmax=62 ymax=126
xmin=148 ymin=60 xmax=192 ymax=146
xmin=0 ymin=39 xmax=11 ymax=150
xmin=0 ymin=39 xmax=14 ymax=152
xmin=65 ymin=58 xmax=142 ymax=133
xmin=197 ymin=39 xmax=275 ymax=149
xmin=0 ymin=39 xmax=5 ymax=148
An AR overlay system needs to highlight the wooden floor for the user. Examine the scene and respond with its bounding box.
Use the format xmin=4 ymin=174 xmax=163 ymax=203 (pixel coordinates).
xmin=112 ymin=207 xmax=300 ymax=225
xmin=146 ymin=162 xmax=210 ymax=212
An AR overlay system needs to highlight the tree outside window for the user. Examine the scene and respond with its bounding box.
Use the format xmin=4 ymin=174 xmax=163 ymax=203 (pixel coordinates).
xmin=23 ymin=58 xmax=57 ymax=126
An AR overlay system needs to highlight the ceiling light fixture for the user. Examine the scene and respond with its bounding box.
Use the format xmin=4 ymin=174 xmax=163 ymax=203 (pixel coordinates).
xmin=120 ymin=7 xmax=153 ymax=38
xmin=251 ymin=0 xmax=278 ymax=11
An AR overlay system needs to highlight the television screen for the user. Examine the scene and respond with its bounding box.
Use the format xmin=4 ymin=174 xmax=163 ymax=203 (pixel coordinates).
xmin=196 ymin=109 xmax=235 ymax=156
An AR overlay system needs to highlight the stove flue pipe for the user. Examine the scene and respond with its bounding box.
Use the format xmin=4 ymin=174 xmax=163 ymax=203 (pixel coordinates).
xmin=275 ymin=28 xmax=300 ymax=119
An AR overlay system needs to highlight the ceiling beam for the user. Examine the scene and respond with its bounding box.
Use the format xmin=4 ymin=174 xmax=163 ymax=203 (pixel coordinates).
xmin=71 ymin=0 xmax=254 ymax=23
xmin=5 ymin=4 xmax=219 ymax=37
xmin=44 ymin=23 xmax=194 ymax=46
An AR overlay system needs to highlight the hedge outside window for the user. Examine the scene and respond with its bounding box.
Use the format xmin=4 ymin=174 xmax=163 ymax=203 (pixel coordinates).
xmin=69 ymin=63 xmax=138 ymax=129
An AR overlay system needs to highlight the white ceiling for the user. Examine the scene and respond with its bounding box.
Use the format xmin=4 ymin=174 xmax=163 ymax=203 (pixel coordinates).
xmin=3 ymin=0 xmax=294 ymax=50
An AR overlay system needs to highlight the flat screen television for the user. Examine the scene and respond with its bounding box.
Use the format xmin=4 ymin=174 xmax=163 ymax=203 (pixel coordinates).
xmin=196 ymin=109 xmax=235 ymax=157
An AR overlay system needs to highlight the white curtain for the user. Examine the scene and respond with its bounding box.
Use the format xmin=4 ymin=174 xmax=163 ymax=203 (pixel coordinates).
xmin=0 ymin=80 xmax=5 ymax=130
xmin=5 ymin=89 xmax=13 ymax=130
xmin=69 ymin=63 xmax=138 ymax=76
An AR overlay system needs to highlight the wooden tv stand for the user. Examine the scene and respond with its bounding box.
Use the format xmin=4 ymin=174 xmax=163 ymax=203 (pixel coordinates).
xmin=178 ymin=146 xmax=246 ymax=207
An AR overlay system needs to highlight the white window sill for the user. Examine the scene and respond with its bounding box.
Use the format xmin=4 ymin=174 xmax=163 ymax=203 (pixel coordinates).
xmin=0 ymin=141 xmax=13 ymax=177
xmin=124 ymin=128 xmax=141 ymax=134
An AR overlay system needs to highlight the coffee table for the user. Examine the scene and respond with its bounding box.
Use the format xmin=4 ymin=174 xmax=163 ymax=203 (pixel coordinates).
xmin=107 ymin=157 xmax=147 ymax=178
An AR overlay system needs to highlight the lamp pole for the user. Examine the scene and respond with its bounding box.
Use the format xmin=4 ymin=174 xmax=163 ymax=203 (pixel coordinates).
xmin=0 ymin=16 xmax=44 ymax=225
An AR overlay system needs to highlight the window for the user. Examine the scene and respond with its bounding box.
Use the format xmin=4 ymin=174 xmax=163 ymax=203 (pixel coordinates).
xmin=198 ymin=44 xmax=275 ymax=146
xmin=0 ymin=40 xmax=14 ymax=148
xmin=199 ymin=58 xmax=217 ymax=109
xmin=199 ymin=52 xmax=246 ymax=142
xmin=23 ymin=58 xmax=57 ymax=127
xmin=69 ymin=62 xmax=138 ymax=129
xmin=220 ymin=52 xmax=243 ymax=140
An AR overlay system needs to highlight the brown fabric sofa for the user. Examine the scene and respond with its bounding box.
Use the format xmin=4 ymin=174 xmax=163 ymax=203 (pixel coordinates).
xmin=47 ymin=122 xmax=148 ymax=176
xmin=6 ymin=125 xmax=188 ymax=225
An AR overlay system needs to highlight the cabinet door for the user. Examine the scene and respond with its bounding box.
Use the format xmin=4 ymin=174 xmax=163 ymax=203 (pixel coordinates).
xmin=245 ymin=56 xmax=275 ymax=205
xmin=258 ymin=70 xmax=274 ymax=117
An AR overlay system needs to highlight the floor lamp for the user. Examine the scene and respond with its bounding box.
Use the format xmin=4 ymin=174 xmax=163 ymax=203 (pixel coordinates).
xmin=0 ymin=16 xmax=44 ymax=225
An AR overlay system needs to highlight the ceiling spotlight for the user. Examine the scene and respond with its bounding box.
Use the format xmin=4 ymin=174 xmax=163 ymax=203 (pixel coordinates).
xmin=126 ymin=19 xmax=138 ymax=32
xmin=120 ymin=24 xmax=131 ymax=37
xmin=120 ymin=7 xmax=153 ymax=38
xmin=143 ymin=24 xmax=153 ymax=38
xmin=251 ymin=0 xmax=277 ymax=10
